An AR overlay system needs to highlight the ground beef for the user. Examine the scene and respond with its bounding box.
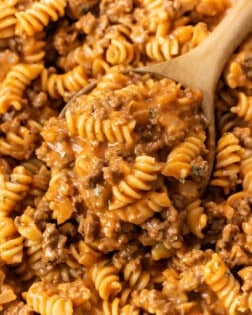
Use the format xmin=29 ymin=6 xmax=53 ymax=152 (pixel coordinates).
xmin=96 ymin=222 xmax=137 ymax=253
xmin=37 ymin=118 xmax=75 ymax=169
xmin=241 ymin=51 xmax=252 ymax=79
xmin=67 ymin=0 xmax=99 ymax=19
xmin=103 ymin=157 xmax=130 ymax=186
xmin=112 ymin=243 xmax=143 ymax=269
xmin=234 ymin=127 xmax=252 ymax=148
xmin=134 ymin=137 xmax=165 ymax=156
xmin=58 ymin=222 xmax=78 ymax=238
xmin=173 ymin=249 xmax=212 ymax=270
xmin=53 ymin=21 xmax=79 ymax=56
xmin=132 ymin=289 xmax=177 ymax=315
xmin=33 ymin=199 xmax=51 ymax=229
xmin=230 ymin=196 xmax=251 ymax=226
xmin=75 ymin=12 xmax=96 ymax=34
xmin=78 ymin=156 xmax=104 ymax=188
xmin=0 ymin=50 xmax=19 ymax=82
xmin=3 ymin=302 xmax=33 ymax=315
xmin=100 ymin=0 xmax=133 ymax=23
xmin=42 ymin=223 xmax=67 ymax=264
xmin=190 ymin=156 xmax=209 ymax=183
xmin=96 ymin=234 xmax=133 ymax=253
xmin=78 ymin=211 xmax=100 ymax=243
xmin=141 ymin=206 xmax=181 ymax=247
xmin=26 ymin=90 xmax=48 ymax=109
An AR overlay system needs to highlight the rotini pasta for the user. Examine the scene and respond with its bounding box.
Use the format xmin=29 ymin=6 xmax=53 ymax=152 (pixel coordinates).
xmin=92 ymin=260 xmax=122 ymax=300
xmin=0 ymin=217 xmax=23 ymax=265
xmin=21 ymin=32 xmax=46 ymax=64
xmin=66 ymin=110 xmax=136 ymax=145
xmin=26 ymin=282 xmax=73 ymax=315
xmin=231 ymin=92 xmax=252 ymax=122
xmin=21 ymin=158 xmax=51 ymax=206
xmin=0 ymin=63 xmax=43 ymax=113
xmin=203 ymin=253 xmax=246 ymax=315
xmin=105 ymin=37 xmax=139 ymax=66
xmin=117 ymin=190 xmax=171 ymax=225
xmin=15 ymin=0 xmax=67 ymax=36
xmin=162 ymin=135 xmax=206 ymax=180
xmin=15 ymin=208 xmax=42 ymax=241
xmin=109 ymin=156 xmax=161 ymax=210
xmin=186 ymin=199 xmax=207 ymax=239
xmin=69 ymin=240 xmax=101 ymax=267
xmin=145 ymin=37 xmax=179 ymax=61
xmin=0 ymin=125 xmax=37 ymax=159
xmin=240 ymin=149 xmax=252 ymax=192
xmin=0 ymin=166 xmax=32 ymax=216
xmin=42 ymin=65 xmax=88 ymax=99
xmin=0 ymin=0 xmax=17 ymax=39
xmin=0 ymin=1 xmax=250 ymax=314
xmin=210 ymin=132 xmax=243 ymax=194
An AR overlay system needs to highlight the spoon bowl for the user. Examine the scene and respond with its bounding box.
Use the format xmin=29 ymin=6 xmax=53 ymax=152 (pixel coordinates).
xmin=60 ymin=0 xmax=252 ymax=191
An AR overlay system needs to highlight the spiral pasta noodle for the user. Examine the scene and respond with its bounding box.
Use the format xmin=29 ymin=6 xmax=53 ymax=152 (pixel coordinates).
xmin=240 ymin=149 xmax=252 ymax=193
xmin=21 ymin=159 xmax=51 ymax=205
xmin=15 ymin=208 xmax=42 ymax=241
xmin=145 ymin=37 xmax=179 ymax=61
xmin=0 ymin=0 xmax=17 ymax=39
xmin=69 ymin=241 xmax=101 ymax=267
xmin=0 ymin=217 xmax=23 ymax=265
xmin=39 ymin=263 xmax=84 ymax=284
xmin=123 ymin=258 xmax=150 ymax=292
xmin=105 ymin=37 xmax=138 ymax=65
xmin=109 ymin=156 xmax=161 ymax=210
xmin=26 ymin=283 xmax=73 ymax=315
xmin=0 ymin=125 xmax=37 ymax=160
xmin=21 ymin=32 xmax=46 ymax=64
xmin=231 ymin=92 xmax=252 ymax=123
xmin=42 ymin=65 xmax=88 ymax=99
xmin=92 ymin=260 xmax=122 ymax=300
xmin=15 ymin=0 xmax=67 ymax=36
xmin=217 ymin=111 xmax=244 ymax=135
xmin=210 ymin=132 xmax=243 ymax=194
xmin=0 ymin=63 xmax=43 ymax=113
xmin=203 ymin=253 xmax=245 ymax=315
xmin=224 ymin=50 xmax=252 ymax=89
xmin=186 ymin=199 xmax=207 ymax=239
xmin=162 ymin=135 xmax=206 ymax=179
xmin=117 ymin=190 xmax=171 ymax=225
xmin=0 ymin=166 xmax=32 ymax=216
xmin=66 ymin=110 xmax=136 ymax=145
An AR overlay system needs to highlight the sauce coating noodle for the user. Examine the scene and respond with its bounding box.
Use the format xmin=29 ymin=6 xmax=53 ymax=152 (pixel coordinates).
xmin=0 ymin=0 xmax=251 ymax=314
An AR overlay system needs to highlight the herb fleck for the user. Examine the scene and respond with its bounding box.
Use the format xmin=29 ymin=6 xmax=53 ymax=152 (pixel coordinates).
xmin=178 ymin=178 xmax=185 ymax=184
xmin=225 ymin=271 xmax=231 ymax=277
xmin=149 ymin=108 xmax=156 ymax=119
xmin=81 ymin=5 xmax=90 ymax=14
xmin=192 ymin=165 xmax=199 ymax=176
xmin=93 ymin=186 xmax=99 ymax=197
xmin=2 ymin=194 xmax=6 ymax=203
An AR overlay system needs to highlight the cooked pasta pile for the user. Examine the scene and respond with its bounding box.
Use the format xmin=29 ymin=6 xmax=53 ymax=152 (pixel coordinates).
xmin=0 ymin=0 xmax=251 ymax=314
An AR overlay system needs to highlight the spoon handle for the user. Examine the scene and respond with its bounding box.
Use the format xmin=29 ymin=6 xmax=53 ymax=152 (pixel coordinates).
xmin=195 ymin=0 xmax=252 ymax=91
xmin=138 ymin=0 xmax=252 ymax=91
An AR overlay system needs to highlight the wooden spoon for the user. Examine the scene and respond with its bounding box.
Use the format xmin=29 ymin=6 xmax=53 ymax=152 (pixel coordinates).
xmin=61 ymin=0 xmax=252 ymax=190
